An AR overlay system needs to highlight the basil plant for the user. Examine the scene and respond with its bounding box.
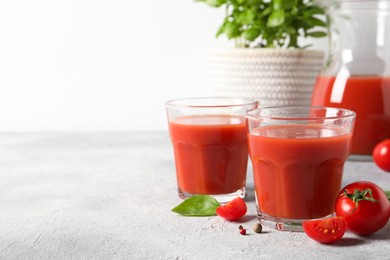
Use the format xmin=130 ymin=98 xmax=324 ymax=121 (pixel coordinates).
xmin=195 ymin=0 xmax=329 ymax=48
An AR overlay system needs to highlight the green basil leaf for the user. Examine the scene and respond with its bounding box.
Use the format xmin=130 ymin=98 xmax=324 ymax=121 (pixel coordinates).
xmin=304 ymin=17 xmax=327 ymax=27
xmin=253 ymin=19 xmax=266 ymax=29
xmin=236 ymin=7 xmax=257 ymax=24
xmin=288 ymin=34 xmax=298 ymax=48
xmin=306 ymin=31 xmax=327 ymax=38
xmin=285 ymin=25 xmax=297 ymax=35
xmin=283 ymin=0 xmax=295 ymax=10
xmin=204 ymin=0 xmax=226 ymax=8
xmin=273 ymin=0 xmax=284 ymax=10
xmin=216 ymin=18 xmax=228 ymax=38
xmin=242 ymin=28 xmax=261 ymax=41
xmin=267 ymin=10 xmax=285 ymax=27
xmin=385 ymin=191 xmax=390 ymax=201
xmin=304 ymin=6 xmax=326 ymax=16
xmin=172 ymin=195 xmax=220 ymax=216
xmin=224 ymin=21 xmax=241 ymax=39
xmin=216 ymin=23 xmax=225 ymax=38
xmin=260 ymin=7 xmax=272 ymax=17
xmin=273 ymin=0 xmax=294 ymax=11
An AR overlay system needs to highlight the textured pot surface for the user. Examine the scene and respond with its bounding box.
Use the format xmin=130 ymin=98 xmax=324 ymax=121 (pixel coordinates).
xmin=209 ymin=48 xmax=324 ymax=107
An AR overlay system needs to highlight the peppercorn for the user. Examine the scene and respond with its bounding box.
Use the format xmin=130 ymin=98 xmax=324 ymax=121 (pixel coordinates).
xmin=252 ymin=222 xmax=263 ymax=233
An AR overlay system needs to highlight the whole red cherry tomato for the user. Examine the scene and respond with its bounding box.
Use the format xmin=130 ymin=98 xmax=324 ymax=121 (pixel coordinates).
xmin=303 ymin=217 xmax=347 ymax=244
xmin=335 ymin=181 xmax=390 ymax=235
xmin=373 ymin=139 xmax=390 ymax=172
xmin=216 ymin=197 xmax=247 ymax=221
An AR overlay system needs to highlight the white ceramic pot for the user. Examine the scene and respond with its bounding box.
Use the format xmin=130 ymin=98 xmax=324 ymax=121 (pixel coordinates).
xmin=208 ymin=48 xmax=324 ymax=107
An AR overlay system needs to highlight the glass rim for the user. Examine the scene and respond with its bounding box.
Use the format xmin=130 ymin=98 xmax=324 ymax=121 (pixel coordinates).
xmin=165 ymin=97 xmax=258 ymax=109
xmin=246 ymin=106 xmax=356 ymax=121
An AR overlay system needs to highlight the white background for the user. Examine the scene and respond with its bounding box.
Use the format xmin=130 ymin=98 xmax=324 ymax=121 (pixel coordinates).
xmin=0 ymin=1 xmax=325 ymax=132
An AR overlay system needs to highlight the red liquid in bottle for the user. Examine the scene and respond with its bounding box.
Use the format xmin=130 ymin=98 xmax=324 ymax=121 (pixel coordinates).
xmin=312 ymin=76 xmax=390 ymax=155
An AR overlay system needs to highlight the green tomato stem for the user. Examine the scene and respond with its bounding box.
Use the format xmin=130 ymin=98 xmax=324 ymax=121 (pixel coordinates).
xmin=343 ymin=188 xmax=380 ymax=213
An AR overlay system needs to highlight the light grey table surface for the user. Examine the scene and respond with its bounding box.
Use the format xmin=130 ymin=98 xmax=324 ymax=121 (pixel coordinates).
xmin=0 ymin=132 xmax=389 ymax=260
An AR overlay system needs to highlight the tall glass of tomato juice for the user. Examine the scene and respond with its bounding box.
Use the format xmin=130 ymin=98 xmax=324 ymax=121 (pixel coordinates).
xmin=166 ymin=97 xmax=258 ymax=203
xmin=246 ymin=107 xmax=355 ymax=231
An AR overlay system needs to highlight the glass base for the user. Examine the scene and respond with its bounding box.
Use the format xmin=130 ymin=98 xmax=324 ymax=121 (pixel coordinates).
xmin=257 ymin=211 xmax=334 ymax=232
xmin=178 ymin=187 xmax=245 ymax=204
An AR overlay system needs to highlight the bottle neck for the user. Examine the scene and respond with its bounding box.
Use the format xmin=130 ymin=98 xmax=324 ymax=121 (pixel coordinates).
xmin=328 ymin=2 xmax=390 ymax=76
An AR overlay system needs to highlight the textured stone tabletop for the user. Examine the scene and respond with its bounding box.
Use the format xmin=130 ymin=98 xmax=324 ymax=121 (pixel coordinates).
xmin=0 ymin=132 xmax=389 ymax=259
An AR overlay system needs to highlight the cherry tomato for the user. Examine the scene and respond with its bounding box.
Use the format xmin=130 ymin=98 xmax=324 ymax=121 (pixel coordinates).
xmin=373 ymin=139 xmax=390 ymax=172
xmin=303 ymin=217 xmax=347 ymax=244
xmin=216 ymin=197 xmax=247 ymax=221
xmin=335 ymin=181 xmax=390 ymax=236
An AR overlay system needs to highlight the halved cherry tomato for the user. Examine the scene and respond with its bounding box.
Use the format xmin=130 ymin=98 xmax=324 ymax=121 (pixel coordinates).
xmin=373 ymin=139 xmax=390 ymax=172
xmin=335 ymin=181 xmax=390 ymax=235
xmin=216 ymin=197 xmax=247 ymax=221
xmin=303 ymin=217 xmax=347 ymax=244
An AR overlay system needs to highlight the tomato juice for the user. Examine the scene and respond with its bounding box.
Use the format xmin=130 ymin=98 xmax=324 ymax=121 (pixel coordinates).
xmin=248 ymin=125 xmax=352 ymax=220
xmin=312 ymin=76 xmax=390 ymax=155
xmin=169 ymin=115 xmax=248 ymax=195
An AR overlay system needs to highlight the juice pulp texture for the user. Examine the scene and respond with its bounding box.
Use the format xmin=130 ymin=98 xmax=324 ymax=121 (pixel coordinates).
xmin=169 ymin=115 xmax=248 ymax=195
xmin=248 ymin=125 xmax=352 ymax=220
xmin=312 ymin=76 xmax=390 ymax=155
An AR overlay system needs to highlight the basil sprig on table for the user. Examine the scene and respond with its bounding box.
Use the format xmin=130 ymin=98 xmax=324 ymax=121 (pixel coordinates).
xmin=172 ymin=195 xmax=220 ymax=216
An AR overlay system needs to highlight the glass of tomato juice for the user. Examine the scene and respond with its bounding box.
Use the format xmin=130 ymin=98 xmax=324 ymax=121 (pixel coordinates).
xmin=166 ymin=97 xmax=258 ymax=203
xmin=246 ymin=107 xmax=355 ymax=231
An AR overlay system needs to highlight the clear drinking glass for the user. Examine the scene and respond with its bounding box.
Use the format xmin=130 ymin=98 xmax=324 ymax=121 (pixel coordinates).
xmin=166 ymin=97 xmax=258 ymax=203
xmin=246 ymin=107 xmax=355 ymax=231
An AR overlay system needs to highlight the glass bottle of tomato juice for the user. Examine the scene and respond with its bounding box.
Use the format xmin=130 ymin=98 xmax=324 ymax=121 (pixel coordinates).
xmin=312 ymin=0 xmax=390 ymax=160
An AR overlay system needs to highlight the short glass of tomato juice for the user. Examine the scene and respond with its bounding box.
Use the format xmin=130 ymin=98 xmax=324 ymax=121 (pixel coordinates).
xmin=166 ymin=97 xmax=258 ymax=203
xmin=246 ymin=107 xmax=355 ymax=231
